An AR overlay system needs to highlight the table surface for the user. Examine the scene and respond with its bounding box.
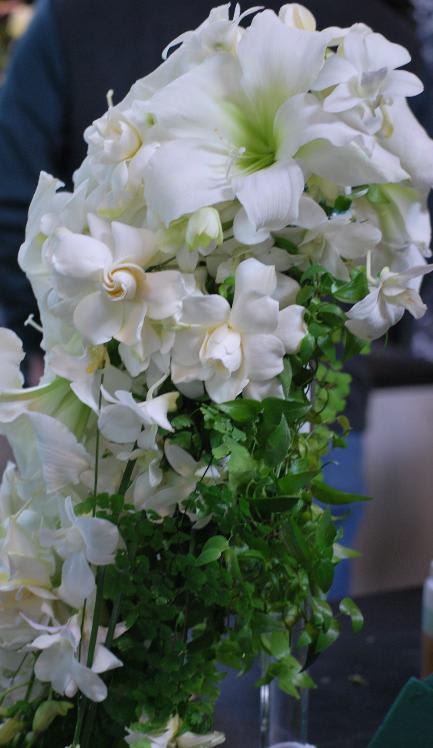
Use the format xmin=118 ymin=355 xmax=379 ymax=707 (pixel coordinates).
xmin=214 ymin=587 xmax=422 ymax=748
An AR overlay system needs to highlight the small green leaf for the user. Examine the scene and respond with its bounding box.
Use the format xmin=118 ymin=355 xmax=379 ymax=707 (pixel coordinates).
xmin=218 ymin=399 xmax=262 ymax=423
xmin=264 ymin=415 xmax=291 ymax=466
xmin=261 ymin=631 xmax=291 ymax=659
xmin=315 ymin=620 xmax=340 ymax=653
xmin=278 ymin=471 xmax=315 ymax=495
xmin=332 ymin=271 xmax=368 ymax=304
xmin=195 ymin=536 xmax=229 ymax=566
xmin=339 ymin=597 xmax=364 ymax=633
xmin=312 ymin=479 xmax=372 ymax=505
xmin=334 ymin=195 xmax=352 ymax=213
xmin=279 ymin=358 xmax=293 ymax=398
xmin=298 ymin=333 xmax=316 ymax=363
xmin=253 ymin=495 xmax=299 ymax=515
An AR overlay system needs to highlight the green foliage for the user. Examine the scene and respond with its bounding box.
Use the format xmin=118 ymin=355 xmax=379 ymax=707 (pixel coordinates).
xmin=40 ymin=257 xmax=370 ymax=747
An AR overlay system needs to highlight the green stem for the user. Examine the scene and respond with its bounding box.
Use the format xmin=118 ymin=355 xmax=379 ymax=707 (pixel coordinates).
xmin=72 ymin=697 xmax=87 ymax=748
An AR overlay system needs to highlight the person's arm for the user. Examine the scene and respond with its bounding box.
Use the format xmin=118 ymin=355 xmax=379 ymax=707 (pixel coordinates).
xmin=0 ymin=0 xmax=66 ymax=350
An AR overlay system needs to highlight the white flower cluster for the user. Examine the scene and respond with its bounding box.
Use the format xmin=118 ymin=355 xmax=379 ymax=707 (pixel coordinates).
xmin=0 ymin=2 xmax=432 ymax=741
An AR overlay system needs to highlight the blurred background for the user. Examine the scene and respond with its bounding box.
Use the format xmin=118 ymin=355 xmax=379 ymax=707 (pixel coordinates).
xmin=0 ymin=0 xmax=433 ymax=598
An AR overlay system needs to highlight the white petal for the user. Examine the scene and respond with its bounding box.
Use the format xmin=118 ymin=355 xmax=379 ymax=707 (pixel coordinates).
xmin=145 ymin=139 xmax=232 ymax=227
xmin=312 ymin=55 xmax=355 ymax=90
xmin=99 ymin=403 xmax=140 ymax=443
xmin=51 ymin=230 xmax=111 ymax=278
xmin=72 ymin=660 xmax=108 ymax=702
xmin=26 ymin=412 xmax=90 ymax=493
xmin=238 ymin=10 xmax=326 ymax=112
xmin=76 ymin=516 xmax=120 ymax=565
xmin=145 ymin=271 xmax=186 ymax=320
xmin=276 ymin=305 xmax=308 ymax=353
xmin=242 ymin=333 xmax=285 ymax=381
xmin=0 ymin=329 xmax=24 ymax=389
xmin=91 ymin=644 xmax=123 ymax=675
xmin=111 ymin=222 xmax=157 ymax=265
xmin=181 ymin=295 xmax=230 ymax=327
xmin=298 ymin=137 xmax=408 ymax=186
xmin=382 ymin=70 xmax=423 ymax=99
xmin=58 ymin=552 xmax=95 ymax=608
xmin=74 ymin=291 xmax=123 ymax=344
xmin=164 ymin=442 xmax=197 ymax=477
xmin=234 ymin=159 xmax=304 ymax=232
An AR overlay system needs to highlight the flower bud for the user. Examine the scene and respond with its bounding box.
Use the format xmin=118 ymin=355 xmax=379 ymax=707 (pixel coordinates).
xmin=279 ymin=4 xmax=316 ymax=31
xmin=186 ymin=208 xmax=223 ymax=253
xmin=32 ymin=700 xmax=73 ymax=733
xmin=0 ymin=718 xmax=24 ymax=745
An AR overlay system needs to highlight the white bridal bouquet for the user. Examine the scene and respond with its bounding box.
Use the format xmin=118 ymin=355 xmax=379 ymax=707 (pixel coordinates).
xmin=0 ymin=3 xmax=432 ymax=746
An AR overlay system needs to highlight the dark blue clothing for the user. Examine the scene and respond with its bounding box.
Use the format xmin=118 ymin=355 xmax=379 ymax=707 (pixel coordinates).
xmin=0 ymin=0 xmax=65 ymax=345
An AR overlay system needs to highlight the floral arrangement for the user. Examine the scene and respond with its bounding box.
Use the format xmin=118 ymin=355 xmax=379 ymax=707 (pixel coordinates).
xmin=0 ymin=3 xmax=432 ymax=746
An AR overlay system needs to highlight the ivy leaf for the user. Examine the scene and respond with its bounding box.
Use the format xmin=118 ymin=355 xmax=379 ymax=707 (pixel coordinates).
xmin=253 ymin=495 xmax=299 ymax=515
xmin=279 ymin=357 xmax=292 ymax=398
xmin=260 ymin=631 xmax=291 ymax=659
xmin=339 ymin=597 xmax=364 ymax=633
xmin=277 ymin=471 xmax=315 ymax=495
xmin=332 ymin=271 xmax=368 ymax=304
xmin=298 ymin=333 xmax=316 ymax=363
xmin=195 ymin=536 xmax=229 ymax=566
xmin=315 ymin=620 xmax=340 ymax=653
xmin=312 ymin=479 xmax=371 ymax=505
xmin=228 ymin=443 xmax=255 ymax=489
xmin=264 ymin=415 xmax=291 ymax=466
xmin=217 ymin=399 xmax=262 ymax=423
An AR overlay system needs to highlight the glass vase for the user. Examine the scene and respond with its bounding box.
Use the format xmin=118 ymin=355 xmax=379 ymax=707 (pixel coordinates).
xmin=259 ymin=666 xmax=309 ymax=748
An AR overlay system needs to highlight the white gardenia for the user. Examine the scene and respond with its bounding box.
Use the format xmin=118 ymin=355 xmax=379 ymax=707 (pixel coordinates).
xmin=0 ymin=1 xmax=432 ymax=739
xmin=172 ymin=258 xmax=307 ymax=403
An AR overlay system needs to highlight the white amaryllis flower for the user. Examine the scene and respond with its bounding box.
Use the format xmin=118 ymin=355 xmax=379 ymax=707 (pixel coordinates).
xmin=47 ymin=214 xmax=186 ymax=346
xmin=40 ymin=497 xmax=120 ymax=609
xmin=26 ymin=615 xmax=122 ymax=702
xmin=346 ymin=256 xmax=433 ymax=340
xmin=379 ymin=98 xmax=433 ymax=192
xmin=98 ymin=389 xmax=179 ymax=444
xmin=144 ymin=10 xmax=406 ymax=245
xmin=312 ymin=27 xmax=423 ymax=134
xmin=172 ymin=258 xmax=306 ymax=403
xmin=282 ymin=194 xmax=381 ymax=280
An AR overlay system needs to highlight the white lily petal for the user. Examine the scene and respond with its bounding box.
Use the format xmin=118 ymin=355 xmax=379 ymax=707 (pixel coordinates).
xmin=164 ymin=442 xmax=198 ymax=477
xmin=234 ymin=159 xmax=304 ymax=232
xmin=276 ymin=305 xmax=308 ymax=353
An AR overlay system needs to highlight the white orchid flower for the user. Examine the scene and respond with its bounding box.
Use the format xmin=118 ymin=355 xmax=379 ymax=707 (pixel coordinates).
xmin=40 ymin=497 xmax=120 ymax=609
xmin=312 ymin=27 xmax=423 ymax=135
xmin=98 ymin=389 xmax=179 ymax=444
xmin=47 ymin=214 xmax=186 ymax=346
xmin=133 ymin=440 xmax=221 ymax=517
xmin=172 ymin=258 xmax=306 ymax=403
xmin=281 ymin=194 xmax=381 ymax=280
xmin=26 ymin=615 xmax=122 ymax=702
xmin=346 ymin=255 xmax=433 ymax=340
xmin=144 ymin=11 xmax=406 ymax=245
